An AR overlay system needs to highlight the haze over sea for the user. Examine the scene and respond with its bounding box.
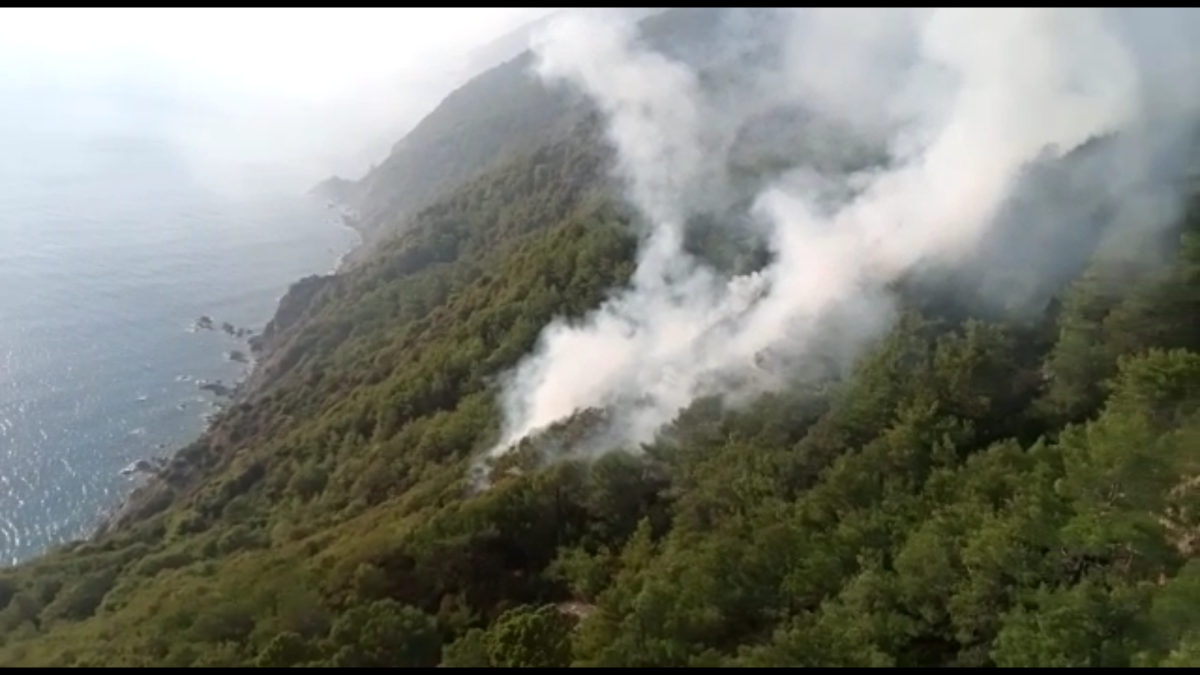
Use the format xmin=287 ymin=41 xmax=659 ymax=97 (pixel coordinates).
xmin=0 ymin=6 xmax=557 ymax=569
xmin=0 ymin=75 xmax=358 ymax=566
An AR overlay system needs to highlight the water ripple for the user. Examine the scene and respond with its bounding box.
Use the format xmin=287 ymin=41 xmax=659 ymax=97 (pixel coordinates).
xmin=0 ymin=89 xmax=358 ymax=565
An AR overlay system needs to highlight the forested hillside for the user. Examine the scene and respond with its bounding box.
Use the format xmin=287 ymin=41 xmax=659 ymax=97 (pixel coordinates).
xmin=3 ymin=8 xmax=1200 ymax=668
xmin=318 ymin=43 xmax=589 ymax=250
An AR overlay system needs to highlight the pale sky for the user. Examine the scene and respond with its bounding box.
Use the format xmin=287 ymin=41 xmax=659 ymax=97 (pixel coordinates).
xmin=0 ymin=8 xmax=552 ymax=100
xmin=0 ymin=8 xmax=558 ymax=189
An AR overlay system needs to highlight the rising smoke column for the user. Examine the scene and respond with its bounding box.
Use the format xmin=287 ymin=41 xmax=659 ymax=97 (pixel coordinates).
xmin=486 ymin=8 xmax=1181 ymax=462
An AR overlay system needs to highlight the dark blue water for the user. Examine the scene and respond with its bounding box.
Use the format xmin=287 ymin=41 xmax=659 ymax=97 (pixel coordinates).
xmin=0 ymin=76 xmax=358 ymax=565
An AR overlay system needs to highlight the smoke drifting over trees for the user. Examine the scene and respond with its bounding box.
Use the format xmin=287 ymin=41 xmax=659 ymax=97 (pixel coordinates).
xmin=489 ymin=8 xmax=1200 ymax=464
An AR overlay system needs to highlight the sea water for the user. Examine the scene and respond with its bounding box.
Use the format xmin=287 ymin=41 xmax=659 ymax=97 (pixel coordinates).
xmin=0 ymin=73 xmax=359 ymax=566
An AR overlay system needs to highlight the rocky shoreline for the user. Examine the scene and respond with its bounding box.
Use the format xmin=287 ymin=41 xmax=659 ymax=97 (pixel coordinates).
xmin=92 ymin=197 xmax=369 ymax=538
xmin=93 ymin=315 xmax=259 ymax=535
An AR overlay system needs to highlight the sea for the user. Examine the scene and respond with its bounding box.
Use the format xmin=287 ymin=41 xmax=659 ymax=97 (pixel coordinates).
xmin=0 ymin=74 xmax=360 ymax=566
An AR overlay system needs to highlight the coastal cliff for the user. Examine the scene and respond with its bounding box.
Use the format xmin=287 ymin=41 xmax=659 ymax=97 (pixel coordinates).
xmin=96 ymin=272 xmax=339 ymax=535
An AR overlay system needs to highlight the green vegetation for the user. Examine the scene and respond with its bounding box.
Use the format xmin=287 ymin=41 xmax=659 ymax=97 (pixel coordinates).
xmin=4 ymin=10 xmax=1200 ymax=668
xmin=342 ymin=51 xmax=590 ymax=247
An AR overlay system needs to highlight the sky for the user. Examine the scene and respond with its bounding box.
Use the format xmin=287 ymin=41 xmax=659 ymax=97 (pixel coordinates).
xmin=0 ymin=8 xmax=557 ymax=187
xmin=0 ymin=9 xmax=551 ymax=99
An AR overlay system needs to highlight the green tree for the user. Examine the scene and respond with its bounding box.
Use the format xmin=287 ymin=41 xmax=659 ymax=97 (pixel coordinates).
xmin=327 ymin=599 xmax=440 ymax=668
xmin=441 ymin=628 xmax=491 ymax=667
xmin=255 ymin=631 xmax=317 ymax=667
xmin=485 ymin=604 xmax=574 ymax=668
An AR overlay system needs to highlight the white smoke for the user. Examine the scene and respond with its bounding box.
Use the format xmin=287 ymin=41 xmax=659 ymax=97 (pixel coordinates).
xmin=485 ymin=8 xmax=1199 ymax=466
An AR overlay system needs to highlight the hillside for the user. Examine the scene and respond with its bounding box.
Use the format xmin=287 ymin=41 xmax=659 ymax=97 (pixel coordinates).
xmin=313 ymin=7 xmax=755 ymax=252
xmin=3 ymin=8 xmax=1200 ymax=668
xmin=325 ymin=49 xmax=590 ymax=250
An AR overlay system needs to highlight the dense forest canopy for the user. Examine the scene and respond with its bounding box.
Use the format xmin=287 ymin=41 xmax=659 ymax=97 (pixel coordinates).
xmin=3 ymin=7 xmax=1200 ymax=668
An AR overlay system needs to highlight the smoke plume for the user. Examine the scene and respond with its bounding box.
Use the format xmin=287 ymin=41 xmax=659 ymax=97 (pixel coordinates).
xmin=486 ymin=8 xmax=1200 ymax=466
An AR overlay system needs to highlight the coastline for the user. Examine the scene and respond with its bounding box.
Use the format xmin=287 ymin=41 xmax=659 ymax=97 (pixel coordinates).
xmin=331 ymin=212 xmax=368 ymax=275
xmin=91 ymin=198 xmax=369 ymax=540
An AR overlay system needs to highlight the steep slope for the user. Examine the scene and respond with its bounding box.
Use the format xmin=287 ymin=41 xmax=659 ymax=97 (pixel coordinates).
xmin=329 ymin=51 xmax=590 ymax=248
xmin=0 ymin=109 xmax=627 ymax=666
xmin=3 ymin=8 xmax=1200 ymax=669
xmin=317 ymin=7 xmax=766 ymax=252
